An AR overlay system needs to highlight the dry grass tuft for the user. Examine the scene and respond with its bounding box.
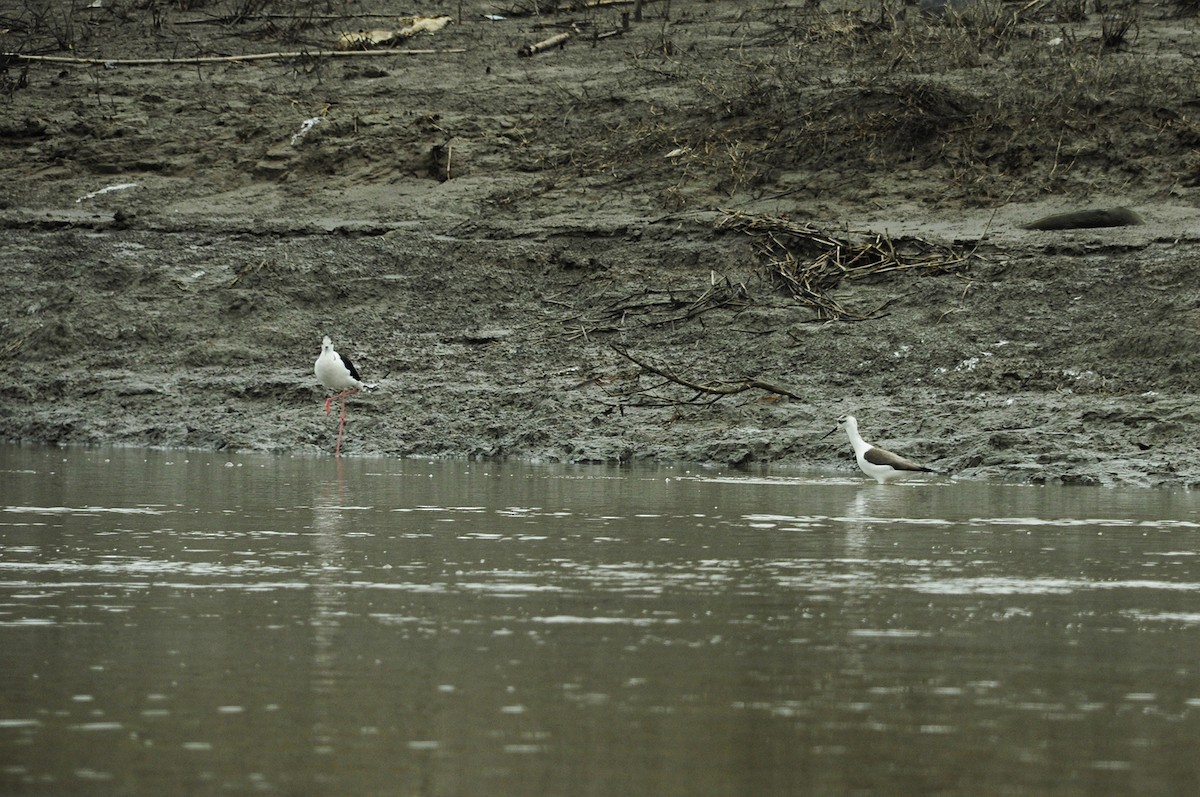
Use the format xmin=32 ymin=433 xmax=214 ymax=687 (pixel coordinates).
xmin=601 ymin=1 xmax=1196 ymax=207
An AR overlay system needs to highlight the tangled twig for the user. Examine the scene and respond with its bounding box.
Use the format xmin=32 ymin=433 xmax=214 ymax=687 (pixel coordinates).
xmin=601 ymin=276 xmax=750 ymax=328
xmin=717 ymin=210 xmax=972 ymax=321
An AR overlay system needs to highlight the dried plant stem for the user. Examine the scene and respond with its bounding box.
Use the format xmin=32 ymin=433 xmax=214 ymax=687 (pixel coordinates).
xmin=2 ymin=49 xmax=465 ymax=67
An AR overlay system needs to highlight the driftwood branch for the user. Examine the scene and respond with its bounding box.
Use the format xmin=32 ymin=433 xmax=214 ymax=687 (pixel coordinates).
xmin=518 ymin=32 xmax=571 ymax=57
xmin=1 ymin=48 xmax=465 ymax=66
xmin=610 ymin=344 xmax=804 ymax=404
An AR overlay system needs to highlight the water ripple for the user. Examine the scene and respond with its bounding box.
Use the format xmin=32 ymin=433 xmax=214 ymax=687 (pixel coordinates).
xmin=2 ymin=505 xmax=168 ymax=516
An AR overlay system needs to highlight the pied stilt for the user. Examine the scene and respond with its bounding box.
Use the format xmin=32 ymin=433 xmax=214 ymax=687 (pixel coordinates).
xmin=314 ymin=336 xmax=377 ymax=456
xmin=823 ymin=414 xmax=934 ymax=484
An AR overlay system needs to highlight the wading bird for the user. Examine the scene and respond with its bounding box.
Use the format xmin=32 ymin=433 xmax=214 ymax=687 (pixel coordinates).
xmin=823 ymin=414 xmax=934 ymax=484
xmin=314 ymin=336 xmax=377 ymax=456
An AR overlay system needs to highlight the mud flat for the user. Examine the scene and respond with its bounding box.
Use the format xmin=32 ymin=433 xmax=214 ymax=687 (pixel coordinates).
xmin=1 ymin=0 xmax=1198 ymax=486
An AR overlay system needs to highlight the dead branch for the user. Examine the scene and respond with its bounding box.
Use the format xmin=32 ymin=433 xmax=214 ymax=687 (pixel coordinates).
xmin=502 ymin=0 xmax=662 ymax=15
xmin=1 ymin=49 xmax=466 ymax=67
xmin=173 ymin=13 xmax=407 ymax=25
xmin=610 ymin=344 xmax=804 ymax=404
xmin=337 ymin=15 xmax=453 ymax=50
xmin=518 ymin=32 xmax=571 ymax=57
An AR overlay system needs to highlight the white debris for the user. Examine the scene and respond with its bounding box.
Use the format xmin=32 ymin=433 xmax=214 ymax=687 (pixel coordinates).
xmin=291 ymin=117 xmax=323 ymax=146
xmin=76 ymin=183 xmax=139 ymax=203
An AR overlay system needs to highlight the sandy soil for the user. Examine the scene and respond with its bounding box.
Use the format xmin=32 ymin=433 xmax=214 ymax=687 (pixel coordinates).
xmin=1 ymin=0 xmax=1198 ymax=487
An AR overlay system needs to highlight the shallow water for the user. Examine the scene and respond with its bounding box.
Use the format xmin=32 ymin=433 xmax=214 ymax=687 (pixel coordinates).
xmin=2 ymin=445 xmax=1200 ymax=796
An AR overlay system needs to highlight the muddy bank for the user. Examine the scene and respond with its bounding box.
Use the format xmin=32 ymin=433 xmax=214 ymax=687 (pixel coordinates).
xmin=1 ymin=1 xmax=1198 ymax=487
xmin=3 ymin=218 xmax=1198 ymax=487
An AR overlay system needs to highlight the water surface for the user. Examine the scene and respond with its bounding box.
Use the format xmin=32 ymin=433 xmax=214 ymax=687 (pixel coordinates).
xmin=2 ymin=445 xmax=1199 ymax=796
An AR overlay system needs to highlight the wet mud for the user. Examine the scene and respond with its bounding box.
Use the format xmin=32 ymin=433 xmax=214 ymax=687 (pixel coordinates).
xmin=1 ymin=0 xmax=1198 ymax=487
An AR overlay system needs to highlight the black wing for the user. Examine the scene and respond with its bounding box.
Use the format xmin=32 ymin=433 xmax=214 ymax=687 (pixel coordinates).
xmin=865 ymin=446 xmax=932 ymax=472
xmin=339 ymin=351 xmax=363 ymax=381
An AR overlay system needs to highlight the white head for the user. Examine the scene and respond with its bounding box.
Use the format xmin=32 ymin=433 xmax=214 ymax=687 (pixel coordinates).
xmin=321 ymin=336 xmax=332 ymax=352
xmin=833 ymin=415 xmax=865 ymax=449
xmin=822 ymin=414 xmax=858 ymax=441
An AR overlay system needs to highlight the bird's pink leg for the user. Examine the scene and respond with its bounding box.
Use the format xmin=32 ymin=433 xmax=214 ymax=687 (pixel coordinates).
xmin=335 ymin=394 xmax=349 ymax=457
xmin=327 ymin=388 xmax=360 ymax=456
xmin=325 ymin=389 xmax=355 ymax=414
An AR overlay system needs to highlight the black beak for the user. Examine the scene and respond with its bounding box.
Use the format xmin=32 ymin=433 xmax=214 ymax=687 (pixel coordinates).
xmin=819 ymin=426 xmax=838 ymax=440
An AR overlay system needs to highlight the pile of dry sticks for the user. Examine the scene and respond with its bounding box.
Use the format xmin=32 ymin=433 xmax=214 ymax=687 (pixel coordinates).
xmin=717 ymin=210 xmax=973 ymax=321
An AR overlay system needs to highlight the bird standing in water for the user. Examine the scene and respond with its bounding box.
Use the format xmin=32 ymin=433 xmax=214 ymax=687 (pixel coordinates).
xmin=314 ymin=336 xmax=377 ymax=456
xmin=823 ymin=414 xmax=934 ymax=484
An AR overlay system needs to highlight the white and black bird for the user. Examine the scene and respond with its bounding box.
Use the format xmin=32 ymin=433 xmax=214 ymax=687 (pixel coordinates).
xmin=823 ymin=414 xmax=934 ymax=484
xmin=314 ymin=336 xmax=377 ymax=456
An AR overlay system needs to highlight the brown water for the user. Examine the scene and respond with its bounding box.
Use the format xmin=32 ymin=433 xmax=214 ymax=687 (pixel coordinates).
xmin=2 ymin=445 xmax=1200 ymax=796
